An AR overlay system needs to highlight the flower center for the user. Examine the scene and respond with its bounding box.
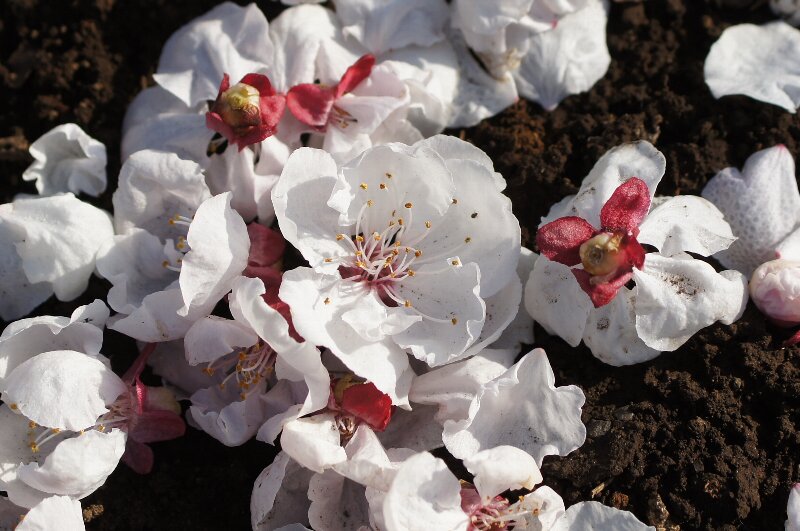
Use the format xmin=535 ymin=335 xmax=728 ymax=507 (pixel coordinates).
xmin=161 ymin=214 xmax=193 ymax=272
xmin=216 ymin=82 xmax=261 ymax=129
xmin=203 ymin=340 xmax=276 ymax=400
xmin=460 ymin=485 xmax=542 ymax=531
xmin=579 ymin=232 xmax=624 ymax=276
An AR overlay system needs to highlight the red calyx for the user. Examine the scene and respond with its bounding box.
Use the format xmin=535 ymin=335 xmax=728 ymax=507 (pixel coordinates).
xmin=329 ymin=377 xmax=393 ymax=431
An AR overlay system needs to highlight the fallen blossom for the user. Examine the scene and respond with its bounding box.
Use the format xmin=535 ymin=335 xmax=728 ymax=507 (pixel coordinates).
xmin=749 ymin=260 xmax=800 ymax=327
xmin=704 ymin=21 xmax=800 ymax=112
xmin=526 ymin=141 xmax=747 ymax=364
xmin=23 ymin=123 xmax=107 ymax=197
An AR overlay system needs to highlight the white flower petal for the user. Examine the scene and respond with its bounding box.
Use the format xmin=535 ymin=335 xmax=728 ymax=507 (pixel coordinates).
xmin=524 ymin=257 xmax=591 ymax=347
xmin=422 ymin=155 xmax=520 ymax=297
xmin=443 ymin=348 xmax=586 ymax=466
xmin=492 ymin=247 xmax=536 ymax=349
xmin=0 ymin=300 xmax=107 ymax=388
xmin=16 ymin=429 xmax=125 ymax=500
xmin=95 ymin=229 xmax=177 ymax=315
xmin=582 ymin=288 xmax=660 ymax=366
xmin=23 ymin=124 xmax=106 ymax=198
xmin=638 ymin=196 xmax=735 ymax=258
xmin=16 ymin=496 xmax=85 ymax=531
xmin=153 ymin=3 xmax=273 ymax=106
xmin=2 ymin=351 xmax=126 ymax=431
xmin=541 ymin=140 xmax=665 ymax=227
xmin=280 ymin=413 xmax=347 ymax=473
xmin=514 ymin=0 xmax=610 ymax=110
xmin=382 ymin=452 xmax=468 ymax=531
xmin=0 ymin=404 xmax=46 ymax=508
xmin=308 ymin=470 xmax=371 ymax=531
xmin=251 ymin=452 xmax=313 ymax=531
xmin=456 ymin=275 xmax=522 ymax=362
xmin=704 ymin=21 xmax=800 ymax=113
xmin=410 ymin=348 xmax=517 ymax=423
xmin=0 ymin=220 xmax=52 ymax=322
xmin=229 ymin=276 xmax=296 ymax=353
xmin=273 ymin=148 xmax=346 ymax=266
xmin=334 ymin=425 xmax=398 ymax=491
xmin=555 ymin=501 xmax=654 ymax=530
xmin=787 ymin=484 xmax=800 ymax=531
xmin=189 ymin=387 xmax=267 ymax=446
xmin=108 ymin=286 xmax=196 ymax=342
xmin=0 ymin=194 xmax=113 ymax=301
xmin=178 ymin=192 xmax=250 ymax=318
xmin=333 ymin=0 xmax=448 ymax=54
xmin=376 ymin=404 xmax=444 ymax=452
xmin=280 ymin=268 xmax=413 ymax=406
xmin=512 ymin=486 xmax=566 ymax=530
xmin=184 ymin=316 xmax=258 ymax=366
xmin=466 ymin=445 xmax=542 ymax=502
xmin=112 ymin=149 xmax=210 ymax=238
xmin=633 ymin=254 xmax=748 ymax=351
xmin=702 ymin=145 xmax=800 ymax=276
xmin=393 ymin=262 xmax=486 ymax=366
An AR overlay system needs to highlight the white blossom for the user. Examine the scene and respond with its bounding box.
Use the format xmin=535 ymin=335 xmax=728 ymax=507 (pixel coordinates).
xmin=23 ymin=124 xmax=106 ymax=197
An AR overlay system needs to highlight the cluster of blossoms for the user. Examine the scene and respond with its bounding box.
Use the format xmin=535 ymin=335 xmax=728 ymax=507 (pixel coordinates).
xmin=2 ymin=0 xmax=799 ymax=529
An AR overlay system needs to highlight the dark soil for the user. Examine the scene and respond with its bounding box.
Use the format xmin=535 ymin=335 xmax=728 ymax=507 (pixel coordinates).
xmin=1 ymin=0 xmax=798 ymax=530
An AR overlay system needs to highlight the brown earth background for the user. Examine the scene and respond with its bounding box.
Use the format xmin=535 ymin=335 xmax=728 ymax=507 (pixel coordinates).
xmin=1 ymin=0 xmax=799 ymax=530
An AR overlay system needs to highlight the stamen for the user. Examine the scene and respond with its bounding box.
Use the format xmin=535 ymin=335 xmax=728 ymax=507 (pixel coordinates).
xmin=360 ymin=183 xmax=368 ymax=190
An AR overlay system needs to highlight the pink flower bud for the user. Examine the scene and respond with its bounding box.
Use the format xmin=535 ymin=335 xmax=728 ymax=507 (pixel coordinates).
xmin=749 ymin=259 xmax=800 ymax=326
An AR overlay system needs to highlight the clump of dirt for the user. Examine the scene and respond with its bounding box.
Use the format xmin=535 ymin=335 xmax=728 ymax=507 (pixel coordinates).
xmin=1 ymin=0 xmax=798 ymax=529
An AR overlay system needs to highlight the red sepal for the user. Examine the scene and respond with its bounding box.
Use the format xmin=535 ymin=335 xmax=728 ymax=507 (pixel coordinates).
xmin=600 ymin=177 xmax=651 ymax=233
xmin=536 ymin=216 xmax=596 ymax=266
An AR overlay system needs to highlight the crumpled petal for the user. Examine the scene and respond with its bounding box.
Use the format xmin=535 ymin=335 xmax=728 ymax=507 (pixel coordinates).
xmin=701 ymin=145 xmax=800 ymax=275
xmin=382 ymin=452 xmax=468 ymax=531
xmin=0 ymin=220 xmax=52 ymax=321
xmin=704 ymin=21 xmax=800 ymax=113
xmin=184 ymin=316 xmax=258 ymax=366
xmin=554 ymin=501 xmax=655 ymax=530
xmin=280 ymin=413 xmax=347 ymax=473
xmin=16 ymin=496 xmax=85 ymax=531
xmin=638 ymin=196 xmax=735 ymax=258
xmin=443 ymin=348 xmax=586 ymax=466
xmin=308 ymin=469 xmax=372 ymax=531
xmin=632 ymin=253 xmax=748 ymax=351
xmin=178 ymin=192 xmax=250 ymax=318
xmin=465 ymin=445 xmax=542 ymax=502
xmin=513 ymin=0 xmax=610 ymax=110
xmin=2 ymin=351 xmax=126 ymax=431
xmin=0 ymin=194 xmax=114 ymax=301
xmin=16 ymin=429 xmax=125 ymax=501
xmin=189 ymin=386 xmax=267 ymax=446
xmin=582 ymin=287 xmax=660 ymax=366
xmin=108 ymin=285 xmax=197 ymax=342
xmin=525 ymin=257 xmax=592 ymax=347
xmin=23 ymin=123 xmax=106 ymax=198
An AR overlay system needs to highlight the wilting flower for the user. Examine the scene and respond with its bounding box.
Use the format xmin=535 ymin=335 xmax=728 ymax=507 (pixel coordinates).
xmin=274 ymin=136 xmax=520 ymax=402
xmin=206 ymin=73 xmax=287 ymax=150
xmin=536 ymin=177 xmax=648 ymax=307
xmin=526 ymin=141 xmax=747 ymax=365
xmin=23 ymin=123 xmax=107 ymax=197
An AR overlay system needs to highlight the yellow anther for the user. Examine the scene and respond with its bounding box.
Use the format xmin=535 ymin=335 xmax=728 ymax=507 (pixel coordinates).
xmin=356 ymin=261 xmax=366 ymax=268
xmin=398 ymin=218 xmax=404 ymax=226
xmin=324 ymin=297 xmax=331 ymax=305
xmin=385 ymin=172 xmax=393 ymax=179
xmin=415 ymin=250 xmax=422 ymax=257
xmin=367 ymin=200 xmax=375 ymax=207
xmin=408 ymin=270 xmax=415 ymax=276
xmin=451 ymin=318 xmax=458 ymax=325
xmin=394 ymin=242 xmax=401 ymax=247
xmin=29 ymin=443 xmax=39 ymax=453
xmin=465 ymin=237 xmax=472 ymax=243
xmin=324 ymin=258 xmax=334 ymax=263
xmin=336 ymin=234 xmax=345 ymax=241
xmin=379 ymin=183 xmax=387 ymax=190
xmin=51 ymin=428 xmax=60 ymax=434
xmin=404 ymin=202 xmax=413 ymax=209
xmin=162 ymin=260 xmax=170 ymax=268
xmin=28 ymin=420 xmax=37 ymax=429
xmin=9 ymin=403 xmax=18 ymax=410
xmin=404 ymin=300 xmax=412 ymax=308
xmin=425 ymin=221 xmax=431 ymax=229
xmin=452 ymin=198 xmax=458 ymax=204
xmin=360 ymin=183 xmax=368 ymax=190
xmin=238 ymin=352 xmax=247 ymax=361
xmin=98 ymin=425 xmax=106 ymax=432
xmin=374 ymin=232 xmax=382 ymax=241
xmin=451 ymin=259 xmax=460 ymax=266
xmin=176 ymin=242 xmax=185 ymax=250
xmin=356 ymin=251 xmax=363 ymax=257
xmin=356 ymin=235 xmax=365 ymax=242
xmin=202 ymin=367 xmax=215 ymax=376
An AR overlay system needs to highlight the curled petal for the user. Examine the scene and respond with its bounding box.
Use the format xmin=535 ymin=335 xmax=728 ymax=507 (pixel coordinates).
xmin=599 ymin=177 xmax=651 ymax=233
xmin=556 ymin=501 xmax=654 ymax=530
xmin=537 ymin=216 xmax=596 ymax=266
